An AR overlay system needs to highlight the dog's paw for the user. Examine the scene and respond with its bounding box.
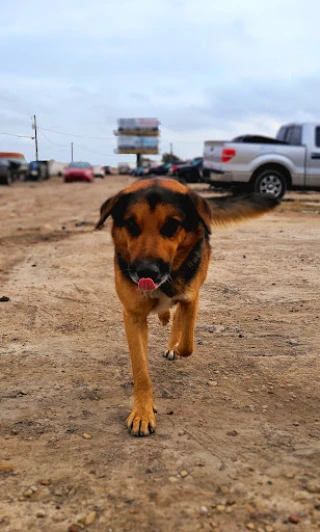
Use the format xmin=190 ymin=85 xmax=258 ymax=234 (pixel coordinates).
xmin=163 ymin=349 xmax=181 ymax=361
xmin=158 ymin=310 xmax=171 ymax=327
xmin=127 ymin=404 xmax=157 ymax=437
xmin=163 ymin=346 xmax=193 ymax=359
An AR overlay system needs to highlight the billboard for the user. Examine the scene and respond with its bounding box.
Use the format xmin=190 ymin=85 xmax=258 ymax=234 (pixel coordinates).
xmin=115 ymin=118 xmax=160 ymax=155
xmin=118 ymin=118 xmax=159 ymax=131
xmin=116 ymin=118 xmax=159 ymax=136
xmin=116 ymin=135 xmax=159 ymax=154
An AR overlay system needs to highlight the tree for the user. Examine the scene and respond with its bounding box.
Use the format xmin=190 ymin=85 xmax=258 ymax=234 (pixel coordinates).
xmin=162 ymin=152 xmax=180 ymax=164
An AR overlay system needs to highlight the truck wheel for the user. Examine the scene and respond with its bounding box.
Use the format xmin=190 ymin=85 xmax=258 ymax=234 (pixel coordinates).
xmin=253 ymin=168 xmax=287 ymax=199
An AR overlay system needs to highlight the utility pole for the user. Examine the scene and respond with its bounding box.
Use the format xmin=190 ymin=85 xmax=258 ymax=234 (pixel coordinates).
xmin=32 ymin=115 xmax=39 ymax=161
xmin=71 ymin=142 xmax=74 ymax=162
xmin=170 ymin=142 xmax=173 ymax=156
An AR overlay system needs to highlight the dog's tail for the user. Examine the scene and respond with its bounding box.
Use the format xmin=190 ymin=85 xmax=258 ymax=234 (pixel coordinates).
xmin=206 ymin=193 xmax=279 ymax=227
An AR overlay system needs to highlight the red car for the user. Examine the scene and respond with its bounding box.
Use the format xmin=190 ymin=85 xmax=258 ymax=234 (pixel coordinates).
xmin=64 ymin=162 xmax=94 ymax=183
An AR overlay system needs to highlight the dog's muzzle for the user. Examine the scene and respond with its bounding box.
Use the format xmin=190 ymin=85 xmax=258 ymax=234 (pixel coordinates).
xmin=130 ymin=259 xmax=170 ymax=291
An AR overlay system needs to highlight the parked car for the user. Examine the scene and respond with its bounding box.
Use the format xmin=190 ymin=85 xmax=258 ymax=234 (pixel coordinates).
xmin=175 ymin=158 xmax=204 ymax=183
xmin=0 ymin=152 xmax=28 ymax=185
xmin=25 ymin=160 xmax=50 ymax=181
xmin=93 ymin=165 xmax=105 ymax=178
xmin=203 ymin=122 xmax=320 ymax=199
xmin=49 ymin=160 xmax=68 ymax=176
xmin=0 ymin=160 xmax=11 ymax=185
xmin=146 ymin=163 xmax=172 ymax=176
xmin=131 ymin=166 xmax=147 ymax=177
xmin=168 ymin=161 xmax=189 ymax=176
xmin=118 ymin=164 xmax=131 ymax=175
xmin=64 ymin=162 xmax=94 ymax=183
xmin=145 ymin=164 xmax=159 ymax=175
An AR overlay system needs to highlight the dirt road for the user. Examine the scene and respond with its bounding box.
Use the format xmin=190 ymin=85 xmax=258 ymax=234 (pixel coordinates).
xmin=0 ymin=177 xmax=320 ymax=532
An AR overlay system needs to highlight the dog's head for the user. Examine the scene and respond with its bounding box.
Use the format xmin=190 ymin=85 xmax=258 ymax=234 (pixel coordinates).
xmin=95 ymin=179 xmax=212 ymax=290
xmin=96 ymin=178 xmax=278 ymax=291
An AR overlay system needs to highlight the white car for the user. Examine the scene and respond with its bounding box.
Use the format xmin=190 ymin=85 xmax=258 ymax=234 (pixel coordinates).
xmin=93 ymin=165 xmax=105 ymax=178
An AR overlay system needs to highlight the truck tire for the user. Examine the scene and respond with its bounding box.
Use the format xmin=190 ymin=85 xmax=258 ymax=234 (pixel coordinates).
xmin=253 ymin=168 xmax=287 ymax=200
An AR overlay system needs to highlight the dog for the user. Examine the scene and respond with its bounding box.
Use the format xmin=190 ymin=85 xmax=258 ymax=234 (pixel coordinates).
xmin=95 ymin=178 xmax=278 ymax=436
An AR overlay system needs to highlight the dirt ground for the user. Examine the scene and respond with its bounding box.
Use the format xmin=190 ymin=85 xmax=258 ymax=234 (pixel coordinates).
xmin=0 ymin=176 xmax=319 ymax=532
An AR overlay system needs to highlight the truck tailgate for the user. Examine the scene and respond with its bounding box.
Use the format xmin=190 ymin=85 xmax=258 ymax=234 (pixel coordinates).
xmin=204 ymin=141 xmax=228 ymax=171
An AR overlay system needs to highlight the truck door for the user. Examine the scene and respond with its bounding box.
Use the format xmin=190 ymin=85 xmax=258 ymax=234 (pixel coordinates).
xmin=306 ymin=126 xmax=320 ymax=188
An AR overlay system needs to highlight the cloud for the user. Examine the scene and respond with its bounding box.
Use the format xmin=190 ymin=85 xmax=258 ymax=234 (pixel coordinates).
xmin=1 ymin=0 xmax=320 ymax=164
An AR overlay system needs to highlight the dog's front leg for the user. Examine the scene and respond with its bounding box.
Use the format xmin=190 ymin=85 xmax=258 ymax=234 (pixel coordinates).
xmin=164 ymin=295 xmax=199 ymax=360
xmin=123 ymin=310 xmax=156 ymax=437
xmin=177 ymin=295 xmax=199 ymax=357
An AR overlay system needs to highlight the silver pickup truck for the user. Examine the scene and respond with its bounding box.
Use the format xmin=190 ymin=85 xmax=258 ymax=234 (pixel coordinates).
xmin=203 ymin=122 xmax=320 ymax=199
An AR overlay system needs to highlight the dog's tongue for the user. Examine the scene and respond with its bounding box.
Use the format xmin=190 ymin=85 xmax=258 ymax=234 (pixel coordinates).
xmin=138 ymin=278 xmax=157 ymax=291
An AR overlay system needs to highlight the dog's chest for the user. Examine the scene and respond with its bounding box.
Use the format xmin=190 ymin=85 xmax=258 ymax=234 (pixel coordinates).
xmin=149 ymin=291 xmax=186 ymax=314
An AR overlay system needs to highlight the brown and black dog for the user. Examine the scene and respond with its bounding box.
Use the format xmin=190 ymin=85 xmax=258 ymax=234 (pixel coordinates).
xmin=95 ymin=178 xmax=278 ymax=437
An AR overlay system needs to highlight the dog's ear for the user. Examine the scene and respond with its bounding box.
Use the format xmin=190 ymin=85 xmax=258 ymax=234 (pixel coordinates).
xmin=95 ymin=192 xmax=132 ymax=230
xmin=185 ymin=192 xmax=213 ymax=234
xmin=95 ymin=193 xmax=121 ymax=230
xmin=178 ymin=192 xmax=213 ymax=234
xmin=207 ymin=193 xmax=279 ymax=227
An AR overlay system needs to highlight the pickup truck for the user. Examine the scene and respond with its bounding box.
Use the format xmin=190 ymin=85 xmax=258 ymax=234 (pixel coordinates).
xmin=203 ymin=123 xmax=320 ymax=199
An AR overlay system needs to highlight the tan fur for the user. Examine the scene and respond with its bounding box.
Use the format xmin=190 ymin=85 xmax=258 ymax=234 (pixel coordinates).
xmin=96 ymin=179 xmax=278 ymax=436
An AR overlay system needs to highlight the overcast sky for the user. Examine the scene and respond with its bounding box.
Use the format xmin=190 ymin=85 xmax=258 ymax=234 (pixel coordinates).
xmin=1 ymin=0 xmax=320 ymax=165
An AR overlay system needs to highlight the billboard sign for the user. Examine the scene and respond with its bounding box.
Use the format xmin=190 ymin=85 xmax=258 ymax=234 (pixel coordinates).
xmin=117 ymin=135 xmax=159 ymax=154
xmin=118 ymin=118 xmax=159 ymax=131
xmin=115 ymin=118 xmax=160 ymax=155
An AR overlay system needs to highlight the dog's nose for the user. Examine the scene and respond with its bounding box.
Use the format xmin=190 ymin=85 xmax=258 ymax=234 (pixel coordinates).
xmin=135 ymin=262 xmax=161 ymax=282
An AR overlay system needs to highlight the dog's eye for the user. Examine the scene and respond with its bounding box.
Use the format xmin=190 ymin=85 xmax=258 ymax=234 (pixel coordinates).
xmin=161 ymin=217 xmax=181 ymax=238
xmin=124 ymin=217 xmax=141 ymax=237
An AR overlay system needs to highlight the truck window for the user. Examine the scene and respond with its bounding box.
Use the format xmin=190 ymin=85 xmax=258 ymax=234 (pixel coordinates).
xmin=286 ymin=126 xmax=302 ymax=145
xmin=276 ymin=125 xmax=301 ymax=145
xmin=315 ymin=127 xmax=320 ymax=147
xmin=276 ymin=126 xmax=288 ymax=141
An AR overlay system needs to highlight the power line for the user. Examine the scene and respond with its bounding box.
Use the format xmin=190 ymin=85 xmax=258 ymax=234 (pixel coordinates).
xmin=35 ymin=120 xmax=199 ymax=160
xmin=0 ymin=132 xmax=34 ymax=139
xmin=38 ymin=129 xmax=69 ymax=148
xmin=38 ymin=129 xmax=114 ymax=158
xmin=38 ymin=122 xmax=198 ymax=145
xmin=76 ymin=143 xmax=115 ymax=157
xmin=1 ymin=122 xmax=200 ymax=146
xmin=40 ymin=126 xmax=114 ymax=140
